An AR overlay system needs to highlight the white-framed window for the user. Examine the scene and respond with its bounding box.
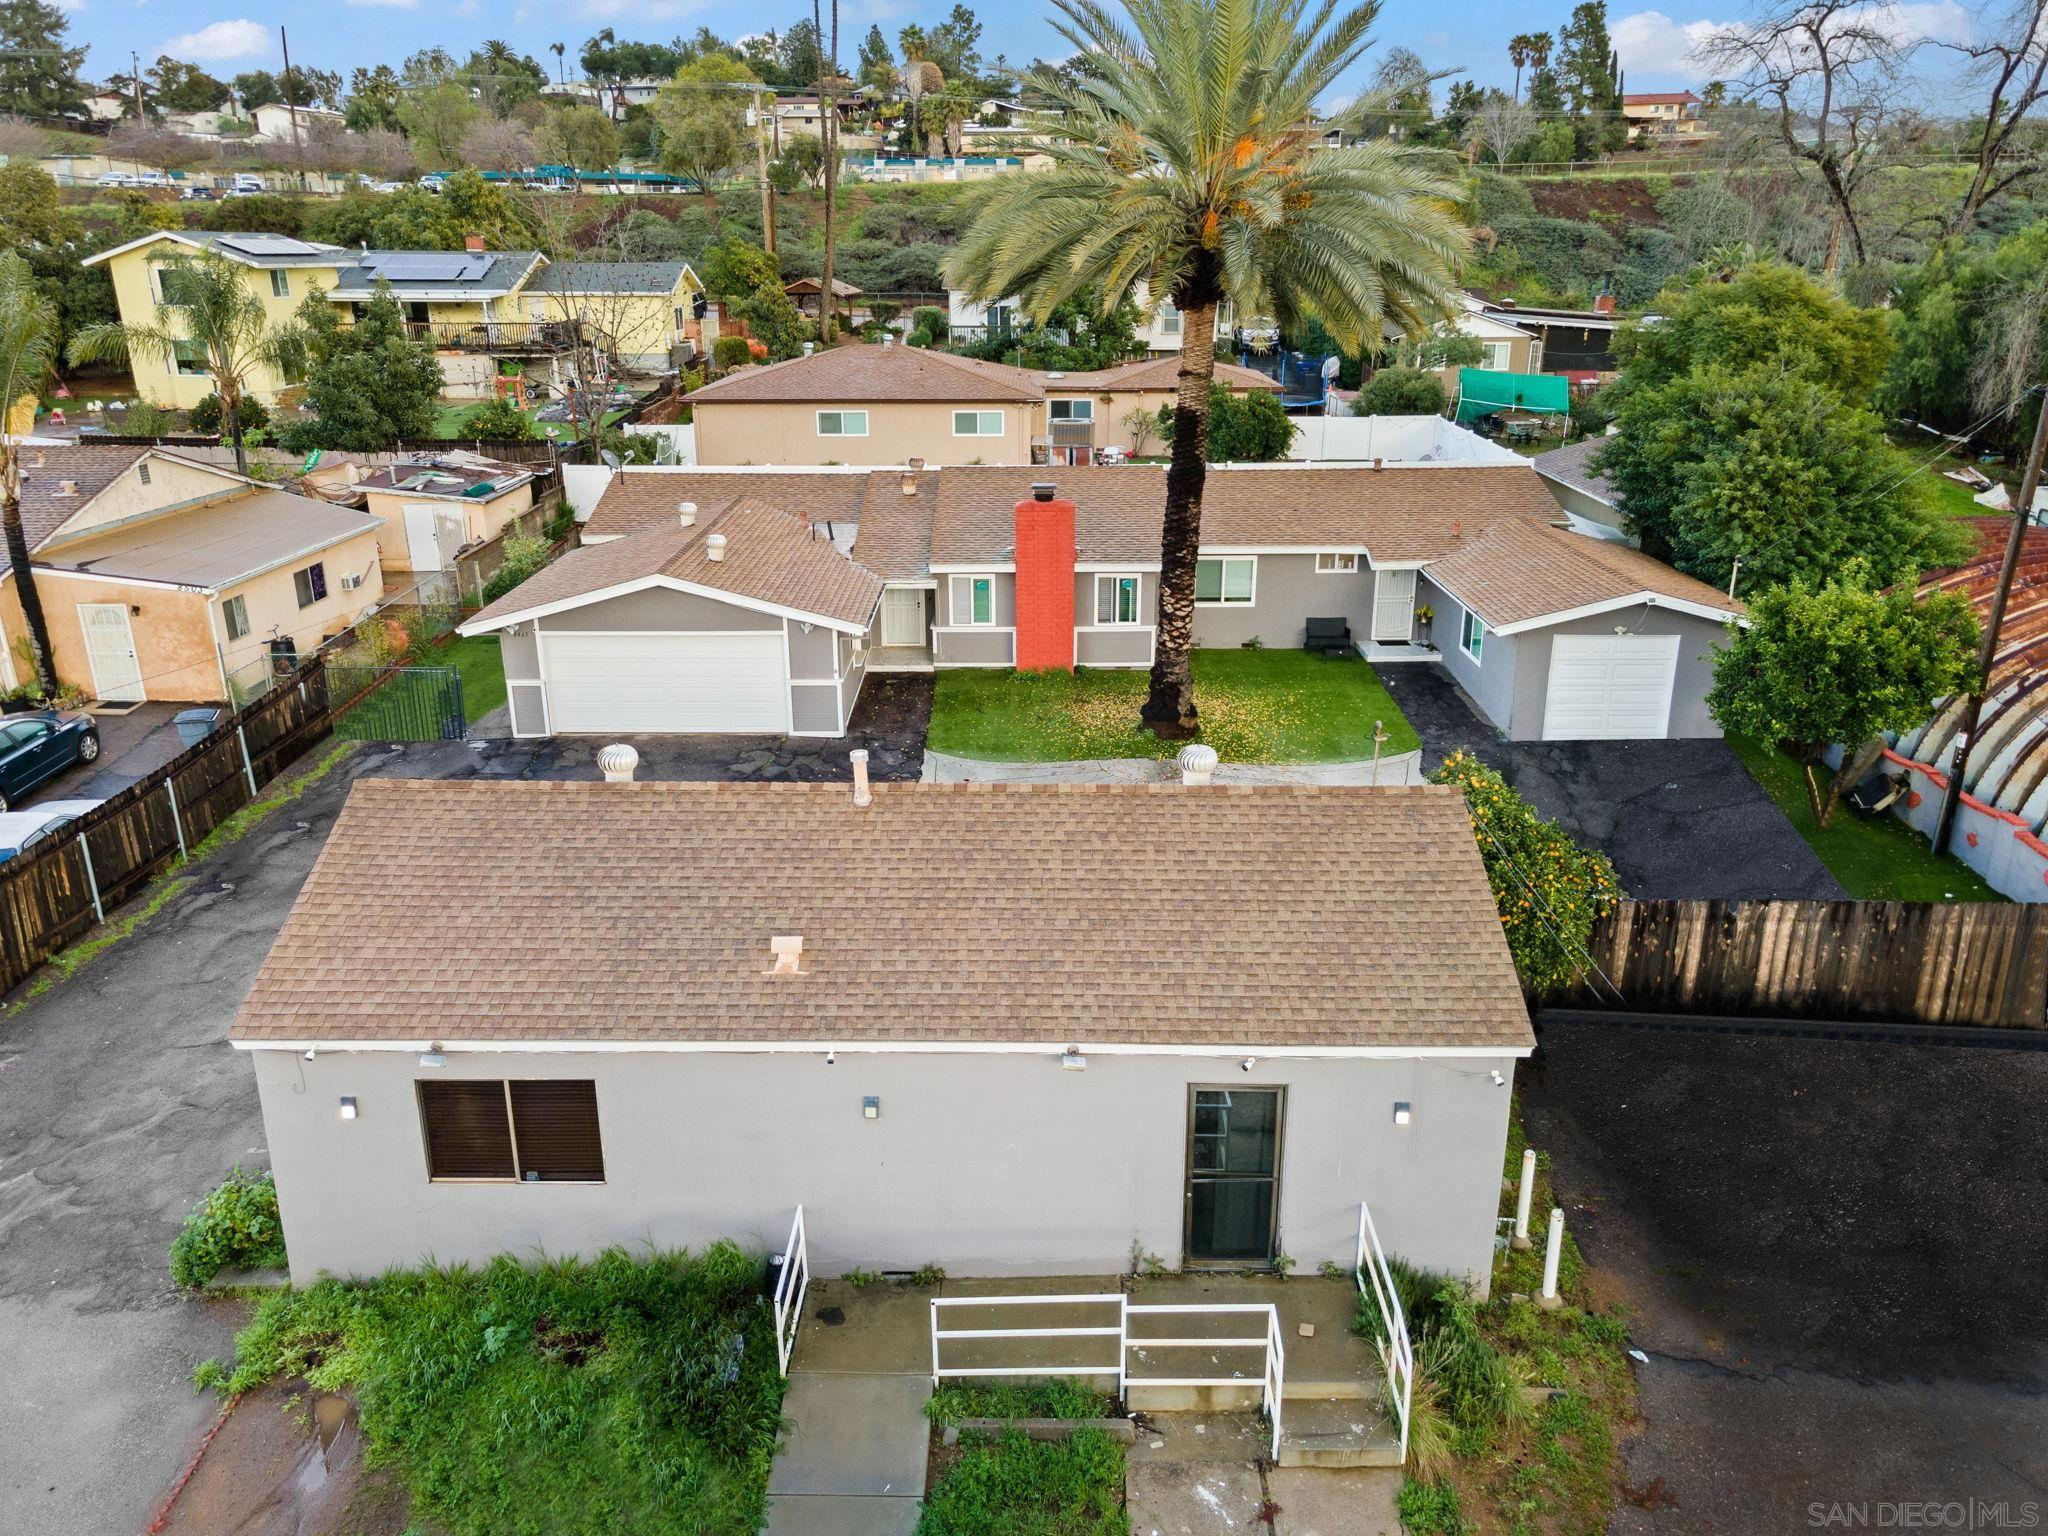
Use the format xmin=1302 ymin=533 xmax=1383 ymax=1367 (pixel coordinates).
xmin=1159 ymin=300 xmax=1182 ymax=335
xmin=1195 ymin=556 xmax=1255 ymax=606
xmin=269 ymin=270 xmax=291 ymax=298
xmin=950 ymin=574 xmax=995 ymax=626
xmin=1094 ymin=573 xmax=1142 ymax=625
xmin=817 ymin=410 xmax=868 ymax=436
xmin=222 ymin=594 xmax=249 ymax=640
xmin=953 ymin=410 xmax=1004 ymax=436
xmin=1049 ymin=399 xmax=1093 ymax=422
xmin=293 ymin=562 xmax=328 ymax=609
xmin=171 ymin=340 xmax=209 ymax=377
xmin=1461 ymin=607 xmax=1485 ymax=662
xmin=987 ymin=302 xmax=1013 ymax=335
xmin=1479 ymin=340 xmax=1513 ymax=371
xmin=1314 ymin=552 xmax=1359 ymax=574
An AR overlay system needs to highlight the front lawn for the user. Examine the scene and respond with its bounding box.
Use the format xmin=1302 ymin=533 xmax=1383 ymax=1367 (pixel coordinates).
xmin=445 ymin=633 xmax=509 ymax=724
xmin=1725 ymin=733 xmax=2002 ymax=902
xmin=919 ymin=1381 xmax=1127 ymax=1536
xmin=199 ymin=1245 xmax=786 ymax=1536
xmin=927 ymin=651 xmax=1421 ymax=765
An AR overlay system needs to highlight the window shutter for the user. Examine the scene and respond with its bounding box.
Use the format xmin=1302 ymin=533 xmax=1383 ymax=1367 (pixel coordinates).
xmin=420 ymin=1081 xmax=516 ymax=1179
xmin=508 ymin=1080 xmax=605 ymax=1182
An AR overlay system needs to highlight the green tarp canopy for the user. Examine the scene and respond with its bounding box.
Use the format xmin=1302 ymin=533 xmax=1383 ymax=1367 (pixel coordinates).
xmin=1454 ymin=367 xmax=1570 ymax=424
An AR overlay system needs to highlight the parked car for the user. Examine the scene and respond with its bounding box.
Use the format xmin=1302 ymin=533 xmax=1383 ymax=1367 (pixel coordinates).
xmin=94 ymin=171 xmax=136 ymax=188
xmin=134 ymin=171 xmax=170 ymax=188
xmin=370 ymin=180 xmax=405 ymax=193
xmin=230 ymin=173 xmax=265 ymax=193
xmin=180 ymin=186 xmax=217 ymax=201
xmin=0 ymin=711 xmax=101 ymax=812
xmin=0 ymin=800 xmax=105 ymax=865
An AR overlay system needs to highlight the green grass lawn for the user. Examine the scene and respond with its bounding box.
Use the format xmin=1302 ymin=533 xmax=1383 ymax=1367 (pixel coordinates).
xmin=431 ymin=401 xmax=631 ymax=443
xmin=926 ymin=650 xmax=1422 ymax=765
xmin=444 ymin=634 xmax=509 ymax=724
xmin=918 ymin=1382 xmax=1126 ymax=1536
xmin=1725 ymin=733 xmax=2002 ymax=901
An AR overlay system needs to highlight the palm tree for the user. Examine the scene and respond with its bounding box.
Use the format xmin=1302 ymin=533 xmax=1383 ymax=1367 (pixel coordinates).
xmin=947 ymin=0 xmax=1467 ymax=738
xmin=1508 ymin=32 xmax=1549 ymax=100
xmin=0 ymin=253 xmax=61 ymax=694
xmin=68 ymin=249 xmax=308 ymax=477
xmin=550 ymin=42 xmax=566 ymax=85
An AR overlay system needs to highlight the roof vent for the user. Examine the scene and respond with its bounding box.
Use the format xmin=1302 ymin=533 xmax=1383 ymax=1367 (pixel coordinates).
xmin=768 ymin=934 xmax=805 ymax=974
xmin=850 ymin=747 xmax=873 ymax=807
xmin=55 ymin=479 xmax=77 ymax=496
xmin=1177 ymin=743 xmax=1219 ymax=786
xmin=1030 ymin=482 xmax=1057 ymax=502
xmin=678 ymin=501 xmax=697 ymax=527
xmin=705 ymin=532 xmax=728 ymax=562
xmin=598 ymin=743 xmax=639 ymax=782
xmin=802 ymin=341 xmax=816 ymax=357
xmin=1046 ymin=370 xmax=1065 ymax=379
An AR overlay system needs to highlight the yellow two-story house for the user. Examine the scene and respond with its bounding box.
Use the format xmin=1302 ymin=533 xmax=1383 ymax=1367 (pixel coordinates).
xmin=82 ymin=232 xmax=704 ymax=409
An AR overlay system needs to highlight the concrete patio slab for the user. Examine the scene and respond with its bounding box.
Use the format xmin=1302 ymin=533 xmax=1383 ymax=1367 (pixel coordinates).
xmin=767 ymin=1372 xmax=931 ymax=1498
xmin=1126 ymin=1458 xmax=1267 ymax=1535
xmin=763 ymin=1493 xmax=922 ymax=1536
xmin=788 ymin=1278 xmax=936 ymax=1375
xmin=922 ymin=748 xmax=1426 ymax=786
xmin=1267 ymin=1466 xmax=1402 ymax=1535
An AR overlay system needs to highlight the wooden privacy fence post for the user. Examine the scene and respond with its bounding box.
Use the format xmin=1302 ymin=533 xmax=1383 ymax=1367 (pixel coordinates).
xmin=76 ymin=833 xmax=103 ymax=925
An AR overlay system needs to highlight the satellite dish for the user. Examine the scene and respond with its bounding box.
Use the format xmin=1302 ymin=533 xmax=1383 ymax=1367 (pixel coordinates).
xmin=600 ymin=450 xmax=624 ymax=470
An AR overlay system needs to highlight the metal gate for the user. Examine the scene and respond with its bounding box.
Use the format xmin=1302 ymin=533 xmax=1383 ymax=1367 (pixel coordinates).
xmin=332 ymin=665 xmax=467 ymax=742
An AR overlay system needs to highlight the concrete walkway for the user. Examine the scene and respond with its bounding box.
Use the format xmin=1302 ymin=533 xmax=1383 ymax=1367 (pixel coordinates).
xmin=1125 ymin=1413 xmax=1401 ymax=1535
xmin=764 ymin=1280 xmax=933 ymax=1536
xmin=921 ymin=748 xmax=1426 ymax=786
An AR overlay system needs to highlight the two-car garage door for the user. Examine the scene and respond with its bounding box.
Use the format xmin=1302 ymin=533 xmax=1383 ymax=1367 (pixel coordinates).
xmin=541 ymin=631 xmax=788 ymax=734
xmin=1542 ymin=633 xmax=1680 ymax=740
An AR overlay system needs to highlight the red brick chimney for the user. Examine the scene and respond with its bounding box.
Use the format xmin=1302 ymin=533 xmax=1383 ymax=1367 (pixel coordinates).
xmin=1593 ymin=293 xmax=1615 ymax=316
xmin=464 ymin=234 xmax=486 ymax=253
xmin=1014 ymin=483 xmax=1076 ymax=672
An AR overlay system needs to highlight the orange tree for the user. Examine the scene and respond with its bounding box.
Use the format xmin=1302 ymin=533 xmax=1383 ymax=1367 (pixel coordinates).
xmin=1430 ymin=750 xmax=1623 ymax=994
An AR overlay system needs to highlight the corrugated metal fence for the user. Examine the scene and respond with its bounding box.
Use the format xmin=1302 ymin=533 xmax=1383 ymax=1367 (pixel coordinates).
xmin=1558 ymin=899 xmax=2048 ymax=1030
xmin=0 ymin=659 xmax=351 ymax=995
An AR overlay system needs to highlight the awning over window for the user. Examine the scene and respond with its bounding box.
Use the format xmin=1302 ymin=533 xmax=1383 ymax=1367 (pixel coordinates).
xmin=1454 ymin=368 xmax=1570 ymax=424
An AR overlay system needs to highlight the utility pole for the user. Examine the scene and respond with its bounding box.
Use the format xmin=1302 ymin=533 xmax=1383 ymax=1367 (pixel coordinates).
xmin=279 ymin=26 xmax=305 ymax=191
xmin=753 ymin=88 xmax=776 ymax=254
xmin=814 ymin=0 xmax=840 ymax=345
xmin=129 ymin=51 xmax=143 ymax=121
xmin=1933 ymin=393 xmax=2048 ymax=856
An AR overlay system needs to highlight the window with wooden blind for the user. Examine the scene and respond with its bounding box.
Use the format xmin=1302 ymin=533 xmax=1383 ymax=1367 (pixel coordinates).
xmin=419 ymin=1079 xmax=605 ymax=1183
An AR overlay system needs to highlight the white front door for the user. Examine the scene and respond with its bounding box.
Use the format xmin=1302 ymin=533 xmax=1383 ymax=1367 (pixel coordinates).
xmin=1543 ymin=633 xmax=1680 ymax=739
xmin=540 ymin=631 xmax=788 ymax=733
xmin=880 ymin=588 xmax=927 ymax=647
xmin=79 ymin=603 xmax=144 ymax=702
xmin=402 ymin=503 xmax=465 ymax=572
xmin=1372 ymin=568 xmax=1417 ymax=642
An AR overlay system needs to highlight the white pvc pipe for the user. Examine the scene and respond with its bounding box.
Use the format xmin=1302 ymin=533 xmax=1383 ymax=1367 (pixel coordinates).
xmin=1514 ymin=1148 xmax=1537 ymax=1249
xmin=1540 ymin=1208 xmax=1565 ymax=1306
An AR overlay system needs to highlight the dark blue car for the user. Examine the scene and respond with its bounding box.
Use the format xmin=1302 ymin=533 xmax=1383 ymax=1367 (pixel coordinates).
xmin=0 ymin=710 xmax=100 ymax=811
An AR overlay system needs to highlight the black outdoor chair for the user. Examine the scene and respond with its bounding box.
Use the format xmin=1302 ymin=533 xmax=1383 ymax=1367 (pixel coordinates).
xmin=1305 ymin=617 xmax=1354 ymax=657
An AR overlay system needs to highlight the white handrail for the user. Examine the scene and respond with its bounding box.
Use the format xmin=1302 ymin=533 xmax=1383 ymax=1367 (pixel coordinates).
xmin=1354 ymin=1198 xmax=1414 ymax=1462
xmin=771 ymin=1205 xmax=809 ymax=1376
xmin=930 ymin=1291 xmax=1127 ymax=1390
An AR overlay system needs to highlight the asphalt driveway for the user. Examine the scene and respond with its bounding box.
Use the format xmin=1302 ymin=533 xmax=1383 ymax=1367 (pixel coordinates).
xmin=1522 ymin=1020 xmax=2048 ymax=1533
xmin=15 ymin=701 xmax=214 ymax=811
xmin=1375 ymin=663 xmax=1844 ymax=900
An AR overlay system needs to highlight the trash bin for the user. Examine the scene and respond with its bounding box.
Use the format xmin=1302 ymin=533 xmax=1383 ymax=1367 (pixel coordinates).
xmin=173 ymin=708 xmax=223 ymax=749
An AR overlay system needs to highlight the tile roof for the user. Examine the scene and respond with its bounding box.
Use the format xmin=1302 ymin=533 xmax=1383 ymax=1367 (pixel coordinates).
xmin=466 ymin=500 xmax=883 ymax=630
xmin=230 ymin=779 xmax=1534 ymax=1052
xmin=527 ymin=260 xmax=694 ymax=296
xmin=688 ymin=344 xmax=1046 ymax=405
xmin=1042 ymin=357 xmax=1282 ymax=393
xmin=1530 ymin=437 xmax=1615 ymax=505
xmin=1424 ymin=515 xmax=1744 ymax=630
xmin=928 ymin=464 xmax=1566 ymax=566
xmin=4 ymin=445 xmax=151 ymax=575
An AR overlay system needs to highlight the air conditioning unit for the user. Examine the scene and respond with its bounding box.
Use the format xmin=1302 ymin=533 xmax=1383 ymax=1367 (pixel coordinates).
xmin=339 ymin=572 xmax=365 ymax=591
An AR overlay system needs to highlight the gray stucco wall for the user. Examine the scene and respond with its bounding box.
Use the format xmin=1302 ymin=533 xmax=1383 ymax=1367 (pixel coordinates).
xmin=789 ymin=683 xmax=840 ymax=734
xmin=1507 ymin=604 xmax=1732 ymax=739
xmin=838 ymin=629 xmax=869 ymax=727
xmin=786 ymin=618 xmax=838 ymax=679
xmin=1420 ymin=576 xmax=1517 ymax=735
xmin=253 ymin=1047 xmax=1517 ymax=1290
xmin=938 ymin=571 xmax=1018 ymax=627
xmin=1536 ymin=477 xmax=1626 ymax=538
xmin=536 ymin=587 xmax=781 ymax=633
xmin=1191 ymin=555 xmax=1375 ymax=649
xmin=1078 ymin=628 xmax=1153 ymax=666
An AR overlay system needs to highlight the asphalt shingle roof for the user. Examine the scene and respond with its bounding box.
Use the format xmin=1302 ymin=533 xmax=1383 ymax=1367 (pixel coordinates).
xmin=527 ymin=261 xmax=694 ymax=296
xmin=1531 ymin=437 xmax=1616 ymax=505
xmin=1041 ymin=357 xmax=1282 ymax=393
xmin=229 ymin=779 xmax=1535 ymax=1052
xmin=5 ymin=445 xmax=151 ymax=575
xmin=689 ymin=345 xmax=1045 ymax=404
xmin=1424 ymin=515 xmax=1744 ymax=629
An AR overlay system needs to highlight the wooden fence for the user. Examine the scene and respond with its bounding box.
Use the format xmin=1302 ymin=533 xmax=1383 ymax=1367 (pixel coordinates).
xmin=0 ymin=659 xmax=353 ymax=996
xmin=1556 ymin=899 xmax=2048 ymax=1031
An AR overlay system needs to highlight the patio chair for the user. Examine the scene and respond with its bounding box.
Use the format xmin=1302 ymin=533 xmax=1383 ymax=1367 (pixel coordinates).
xmin=1305 ymin=617 xmax=1354 ymax=657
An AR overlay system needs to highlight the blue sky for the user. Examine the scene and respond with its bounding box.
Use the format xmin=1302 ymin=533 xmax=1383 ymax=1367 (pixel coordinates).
xmin=60 ymin=0 xmax=1976 ymax=101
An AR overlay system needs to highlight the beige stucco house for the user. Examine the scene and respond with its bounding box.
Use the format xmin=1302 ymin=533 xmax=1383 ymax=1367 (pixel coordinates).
xmin=0 ymin=445 xmax=384 ymax=703
xmin=311 ymin=454 xmax=540 ymax=579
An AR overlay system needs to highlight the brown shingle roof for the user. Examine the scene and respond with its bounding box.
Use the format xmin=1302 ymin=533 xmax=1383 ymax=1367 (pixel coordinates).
xmin=1425 ymin=516 xmax=1744 ymax=630
xmin=1530 ymin=437 xmax=1614 ymax=505
xmin=465 ymin=501 xmax=882 ymax=630
xmin=5 ymin=445 xmax=151 ymax=574
xmin=1042 ymin=357 xmax=1282 ymax=393
xmin=230 ymin=780 xmax=1533 ymax=1051
xmin=586 ymin=470 xmax=884 ymax=540
xmin=929 ymin=465 xmax=1565 ymax=566
xmin=688 ymin=344 xmax=1044 ymax=404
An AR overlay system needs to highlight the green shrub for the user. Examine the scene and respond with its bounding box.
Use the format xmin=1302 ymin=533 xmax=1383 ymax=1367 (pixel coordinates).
xmin=713 ymin=334 xmax=753 ymax=371
xmin=1397 ymin=1477 xmax=1472 ymax=1534
xmin=116 ymin=401 xmax=183 ymax=436
xmin=456 ymin=397 xmax=536 ymax=441
xmin=168 ymin=1166 xmax=287 ymax=1288
xmin=925 ymin=1379 xmax=1114 ymax=1425
xmin=908 ymin=304 xmax=948 ymax=347
xmin=1355 ymin=367 xmax=1447 ymax=416
xmin=916 ymin=1427 xmax=1125 ymax=1536
xmin=188 ymin=393 xmax=270 ymax=437
xmin=480 ymin=534 xmax=550 ymax=604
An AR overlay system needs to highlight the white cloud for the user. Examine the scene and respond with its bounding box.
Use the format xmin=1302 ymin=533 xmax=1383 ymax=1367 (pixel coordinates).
xmin=1613 ymin=2 xmax=1974 ymax=81
xmin=343 ymin=0 xmax=418 ymax=8
xmin=161 ymin=19 xmax=271 ymax=61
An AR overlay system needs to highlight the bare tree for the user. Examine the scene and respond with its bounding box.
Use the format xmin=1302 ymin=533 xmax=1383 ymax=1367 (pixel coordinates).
xmin=1464 ymin=90 xmax=1536 ymax=166
xmin=105 ymin=120 xmax=211 ymax=175
xmin=1700 ymin=0 xmax=1921 ymax=272
xmin=0 ymin=117 xmax=47 ymax=161
xmin=460 ymin=118 xmax=536 ymax=173
xmin=1941 ymin=0 xmax=2048 ymax=236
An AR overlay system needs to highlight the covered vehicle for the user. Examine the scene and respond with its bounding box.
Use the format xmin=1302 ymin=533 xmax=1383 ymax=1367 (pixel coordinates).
xmin=0 ymin=710 xmax=100 ymax=811
xmin=0 ymin=799 xmax=105 ymax=864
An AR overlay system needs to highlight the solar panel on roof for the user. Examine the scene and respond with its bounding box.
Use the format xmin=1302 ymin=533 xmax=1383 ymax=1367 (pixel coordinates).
xmin=217 ymin=234 xmax=322 ymax=257
xmin=372 ymin=253 xmax=474 ymax=282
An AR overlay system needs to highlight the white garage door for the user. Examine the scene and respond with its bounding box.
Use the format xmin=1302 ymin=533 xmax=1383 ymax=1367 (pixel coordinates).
xmin=1542 ymin=633 xmax=1680 ymax=740
xmin=541 ymin=631 xmax=788 ymax=734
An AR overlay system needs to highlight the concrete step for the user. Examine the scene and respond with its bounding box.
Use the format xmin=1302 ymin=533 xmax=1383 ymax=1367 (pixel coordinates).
xmin=1282 ymin=1376 xmax=1373 ymax=1403
xmin=1276 ymin=1398 xmax=1403 ymax=1470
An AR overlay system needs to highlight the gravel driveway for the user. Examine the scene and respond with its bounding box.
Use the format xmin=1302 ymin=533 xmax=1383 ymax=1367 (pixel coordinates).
xmin=1375 ymin=663 xmax=1844 ymax=900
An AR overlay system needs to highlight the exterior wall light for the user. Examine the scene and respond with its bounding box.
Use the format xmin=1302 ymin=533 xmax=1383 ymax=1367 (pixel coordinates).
xmin=339 ymin=1096 xmax=358 ymax=1120
xmin=1392 ymin=1102 xmax=1412 ymax=1126
xmin=863 ymin=1096 xmax=880 ymax=1120
xmin=1061 ymin=1048 xmax=1087 ymax=1071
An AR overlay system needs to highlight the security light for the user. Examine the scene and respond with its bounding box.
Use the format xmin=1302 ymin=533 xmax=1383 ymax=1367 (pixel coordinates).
xmin=1061 ymin=1048 xmax=1087 ymax=1072
xmin=862 ymin=1096 xmax=880 ymax=1120
xmin=1393 ymin=1102 xmax=1412 ymax=1126
xmin=1240 ymin=1057 xmax=1257 ymax=1073
xmin=418 ymin=1050 xmax=446 ymax=1069
xmin=825 ymin=1050 xmax=836 ymax=1066
xmin=338 ymin=1097 xmax=358 ymax=1120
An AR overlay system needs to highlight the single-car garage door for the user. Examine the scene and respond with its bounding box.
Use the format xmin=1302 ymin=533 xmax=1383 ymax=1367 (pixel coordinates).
xmin=1542 ymin=633 xmax=1680 ymax=740
xmin=541 ymin=631 xmax=788 ymax=733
